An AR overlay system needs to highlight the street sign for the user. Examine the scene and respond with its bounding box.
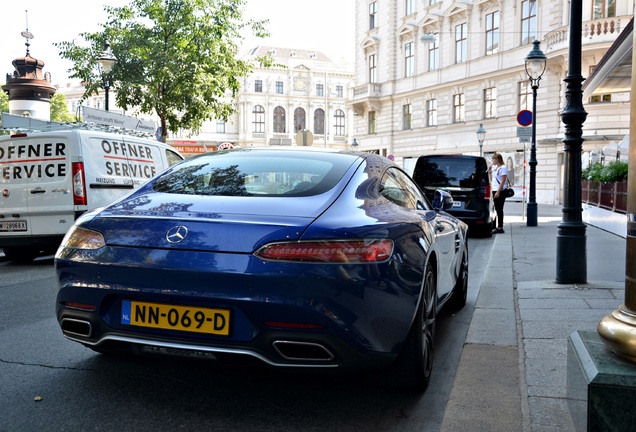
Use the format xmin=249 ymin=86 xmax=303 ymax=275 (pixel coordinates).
xmin=517 ymin=126 xmax=532 ymax=137
xmin=517 ymin=110 xmax=533 ymax=126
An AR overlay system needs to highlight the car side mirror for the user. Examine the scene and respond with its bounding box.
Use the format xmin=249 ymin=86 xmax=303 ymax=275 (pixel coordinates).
xmin=432 ymin=190 xmax=454 ymax=211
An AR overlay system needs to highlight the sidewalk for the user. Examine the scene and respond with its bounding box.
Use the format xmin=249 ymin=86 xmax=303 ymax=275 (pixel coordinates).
xmin=441 ymin=202 xmax=626 ymax=432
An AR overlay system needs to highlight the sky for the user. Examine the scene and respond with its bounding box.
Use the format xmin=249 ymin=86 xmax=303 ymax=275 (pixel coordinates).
xmin=1 ymin=0 xmax=355 ymax=86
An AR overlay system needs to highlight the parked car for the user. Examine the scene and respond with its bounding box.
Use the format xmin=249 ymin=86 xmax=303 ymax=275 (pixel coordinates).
xmin=412 ymin=154 xmax=495 ymax=237
xmin=55 ymin=148 xmax=469 ymax=391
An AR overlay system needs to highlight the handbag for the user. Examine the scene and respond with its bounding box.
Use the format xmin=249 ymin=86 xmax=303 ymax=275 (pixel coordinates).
xmin=505 ymin=187 xmax=515 ymax=198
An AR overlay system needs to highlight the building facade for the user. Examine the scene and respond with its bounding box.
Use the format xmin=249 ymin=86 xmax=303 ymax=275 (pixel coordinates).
xmin=169 ymin=47 xmax=356 ymax=155
xmin=350 ymin=0 xmax=633 ymax=204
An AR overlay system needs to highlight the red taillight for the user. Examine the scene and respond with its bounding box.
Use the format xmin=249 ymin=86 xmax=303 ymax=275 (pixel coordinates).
xmin=72 ymin=162 xmax=87 ymax=206
xmin=484 ymin=183 xmax=492 ymax=199
xmin=10 ymin=133 xmax=27 ymax=138
xmin=264 ymin=322 xmax=327 ymax=330
xmin=63 ymin=302 xmax=97 ymax=311
xmin=255 ymin=239 xmax=394 ymax=263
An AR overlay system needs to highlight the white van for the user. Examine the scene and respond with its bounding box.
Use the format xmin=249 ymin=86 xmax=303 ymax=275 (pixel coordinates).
xmin=0 ymin=126 xmax=183 ymax=261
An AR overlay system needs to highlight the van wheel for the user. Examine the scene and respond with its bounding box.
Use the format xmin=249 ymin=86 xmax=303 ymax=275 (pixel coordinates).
xmin=2 ymin=247 xmax=40 ymax=262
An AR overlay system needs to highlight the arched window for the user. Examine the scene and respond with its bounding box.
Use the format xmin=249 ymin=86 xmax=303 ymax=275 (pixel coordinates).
xmin=314 ymin=109 xmax=325 ymax=135
xmin=273 ymin=106 xmax=286 ymax=133
xmin=294 ymin=107 xmax=306 ymax=132
xmin=252 ymin=105 xmax=265 ymax=133
xmin=334 ymin=109 xmax=345 ymax=136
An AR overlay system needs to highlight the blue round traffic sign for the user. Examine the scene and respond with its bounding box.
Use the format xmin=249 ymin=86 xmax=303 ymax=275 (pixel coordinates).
xmin=517 ymin=110 xmax=533 ymax=126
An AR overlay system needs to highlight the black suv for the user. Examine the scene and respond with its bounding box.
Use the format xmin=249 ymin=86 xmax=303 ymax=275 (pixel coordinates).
xmin=412 ymin=154 xmax=495 ymax=237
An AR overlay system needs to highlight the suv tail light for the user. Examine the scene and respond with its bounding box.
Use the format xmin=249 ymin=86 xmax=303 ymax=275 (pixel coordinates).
xmin=72 ymin=162 xmax=87 ymax=206
xmin=484 ymin=183 xmax=492 ymax=200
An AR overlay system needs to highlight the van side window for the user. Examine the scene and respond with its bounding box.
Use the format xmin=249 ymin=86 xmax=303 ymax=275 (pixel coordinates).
xmin=166 ymin=150 xmax=183 ymax=166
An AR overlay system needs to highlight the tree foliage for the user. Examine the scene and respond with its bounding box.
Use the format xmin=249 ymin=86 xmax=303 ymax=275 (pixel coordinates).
xmin=583 ymin=160 xmax=628 ymax=183
xmin=50 ymin=93 xmax=76 ymax=123
xmin=55 ymin=0 xmax=270 ymax=142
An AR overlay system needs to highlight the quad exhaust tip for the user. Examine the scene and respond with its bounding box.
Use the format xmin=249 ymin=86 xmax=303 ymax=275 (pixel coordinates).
xmin=272 ymin=340 xmax=334 ymax=361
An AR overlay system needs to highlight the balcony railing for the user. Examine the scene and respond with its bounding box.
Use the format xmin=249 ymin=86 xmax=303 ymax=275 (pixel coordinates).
xmin=544 ymin=16 xmax=631 ymax=52
xmin=352 ymin=83 xmax=382 ymax=99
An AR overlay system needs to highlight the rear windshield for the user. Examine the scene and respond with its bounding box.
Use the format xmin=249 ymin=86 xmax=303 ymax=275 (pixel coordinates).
xmin=414 ymin=157 xmax=487 ymax=188
xmin=152 ymin=150 xmax=357 ymax=197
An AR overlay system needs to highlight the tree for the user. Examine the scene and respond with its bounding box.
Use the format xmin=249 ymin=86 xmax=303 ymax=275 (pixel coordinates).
xmin=0 ymin=90 xmax=8 ymax=135
xmin=50 ymin=93 xmax=76 ymax=123
xmin=55 ymin=0 xmax=270 ymax=142
xmin=0 ymin=90 xmax=8 ymax=114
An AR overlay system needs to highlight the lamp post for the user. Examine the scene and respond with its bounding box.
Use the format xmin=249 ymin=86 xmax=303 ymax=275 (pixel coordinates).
xmin=351 ymin=138 xmax=359 ymax=151
xmin=556 ymin=1 xmax=587 ymax=284
xmin=476 ymin=123 xmax=486 ymax=157
xmin=524 ymin=41 xmax=547 ymax=227
xmin=97 ymin=42 xmax=117 ymax=111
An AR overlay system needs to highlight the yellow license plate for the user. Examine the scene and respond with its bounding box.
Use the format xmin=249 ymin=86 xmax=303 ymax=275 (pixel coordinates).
xmin=121 ymin=300 xmax=231 ymax=336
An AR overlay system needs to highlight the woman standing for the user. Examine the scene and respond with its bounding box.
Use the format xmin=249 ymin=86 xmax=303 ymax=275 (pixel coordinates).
xmin=489 ymin=153 xmax=509 ymax=234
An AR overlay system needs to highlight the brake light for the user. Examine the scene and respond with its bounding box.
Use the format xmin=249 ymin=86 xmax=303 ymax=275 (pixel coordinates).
xmin=255 ymin=239 xmax=394 ymax=263
xmin=10 ymin=133 xmax=27 ymax=138
xmin=62 ymin=302 xmax=97 ymax=311
xmin=484 ymin=183 xmax=492 ymax=199
xmin=72 ymin=162 xmax=87 ymax=205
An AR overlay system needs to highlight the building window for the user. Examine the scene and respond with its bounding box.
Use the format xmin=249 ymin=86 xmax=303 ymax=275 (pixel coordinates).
xmin=430 ymin=0 xmax=438 ymax=4
xmin=590 ymin=94 xmax=612 ymax=102
xmin=518 ymin=81 xmax=533 ymax=110
xmin=453 ymin=94 xmax=465 ymax=123
xmin=216 ymin=120 xmax=226 ymax=133
xmin=369 ymin=2 xmax=378 ymax=30
xmin=485 ymin=11 xmax=500 ymax=55
xmin=404 ymin=42 xmax=415 ymax=77
xmin=314 ymin=109 xmax=325 ymax=135
xmin=334 ymin=109 xmax=345 ymax=136
xmin=521 ymin=0 xmax=537 ymax=45
xmin=455 ymin=23 xmax=468 ymax=63
xmin=294 ymin=107 xmax=306 ymax=132
xmin=252 ymin=105 xmax=265 ymax=133
xmin=369 ymin=54 xmax=377 ymax=83
xmin=403 ymin=104 xmax=412 ymax=130
xmin=594 ymin=0 xmax=616 ymax=19
xmin=428 ymin=36 xmax=439 ymax=71
xmin=316 ymin=83 xmax=324 ymax=97
xmin=336 ymin=85 xmax=344 ymax=98
xmin=405 ymin=0 xmax=415 ymax=15
xmin=426 ymin=99 xmax=437 ymax=126
xmin=484 ymin=88 xmax=497 ymax=119
xmin=273 ymin=106 xmax=286 ymax=133
xmin=254 ymin=80 xmax=263 ymax=93
xmin=368 ymin=111 xmax=377 ymax=134
xmin=275 ymin=81 xmax=283 ymax=94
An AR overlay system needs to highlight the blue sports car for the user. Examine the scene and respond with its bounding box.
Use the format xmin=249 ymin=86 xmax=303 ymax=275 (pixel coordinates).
xmin=55 ymin=148 xmax=468 ymax=391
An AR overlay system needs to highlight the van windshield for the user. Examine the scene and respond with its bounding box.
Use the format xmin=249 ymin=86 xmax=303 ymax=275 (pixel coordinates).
xmin=415 ymin=157 xmax=486 ymax=188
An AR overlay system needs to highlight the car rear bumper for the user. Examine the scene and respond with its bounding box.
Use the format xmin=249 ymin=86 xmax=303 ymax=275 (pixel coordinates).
xmin=55 ymin=245 xmax=422 ymax=370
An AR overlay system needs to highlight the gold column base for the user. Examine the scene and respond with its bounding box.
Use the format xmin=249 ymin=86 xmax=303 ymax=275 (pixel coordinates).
xmin=598 ymin=306 xmax=636 ymax=363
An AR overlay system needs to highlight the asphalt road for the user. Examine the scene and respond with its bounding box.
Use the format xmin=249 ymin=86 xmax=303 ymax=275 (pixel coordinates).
xmin=0 ymin=237 xmax=493 ymax=432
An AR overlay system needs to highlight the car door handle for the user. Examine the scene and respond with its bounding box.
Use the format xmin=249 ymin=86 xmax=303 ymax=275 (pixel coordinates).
xmin=30 ymin=188 xmax=46 ymax=194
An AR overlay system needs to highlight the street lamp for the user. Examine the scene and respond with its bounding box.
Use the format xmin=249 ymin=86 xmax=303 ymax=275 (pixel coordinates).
xmin=97 ymin=42 xmax=117 ymax=111
xmin=524 ymin=40 xmax=547 ymax=227
xmin=476 ymin=123 xmax=486 ymax=157
xmin=351 ymin=138 xmax=359 ymax=151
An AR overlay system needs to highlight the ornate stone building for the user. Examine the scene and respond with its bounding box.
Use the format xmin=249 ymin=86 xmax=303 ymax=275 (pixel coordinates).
xmin=350 ymin=0 xmax=633 ymax=204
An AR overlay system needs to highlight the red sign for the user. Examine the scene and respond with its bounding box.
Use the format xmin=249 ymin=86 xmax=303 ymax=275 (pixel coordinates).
xmin=517 ymin=110 xmax=533 ymax=126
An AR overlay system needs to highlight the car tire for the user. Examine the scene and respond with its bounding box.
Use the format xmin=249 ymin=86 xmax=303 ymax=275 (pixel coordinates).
xmin=448 ymin=245 xmax=468 ymax=310
xmin=2 ymin=247 xmax=40 ymax=262
xmin=377 ymin=261 xmax=436 ymax=391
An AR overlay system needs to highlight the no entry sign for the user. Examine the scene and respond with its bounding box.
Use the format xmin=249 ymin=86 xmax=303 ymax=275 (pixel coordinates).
xmin=517 ymin=110 xmax=533 ymax=126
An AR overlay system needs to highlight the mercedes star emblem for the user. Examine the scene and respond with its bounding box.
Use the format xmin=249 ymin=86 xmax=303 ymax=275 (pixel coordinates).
xmin=166 ymin=226 xmax=188 ymax=244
